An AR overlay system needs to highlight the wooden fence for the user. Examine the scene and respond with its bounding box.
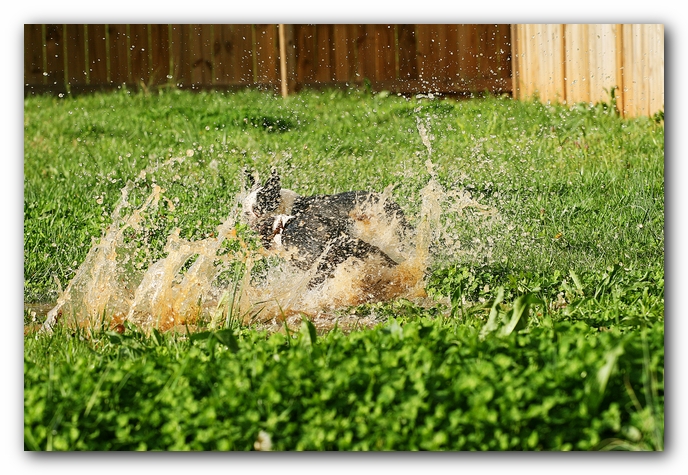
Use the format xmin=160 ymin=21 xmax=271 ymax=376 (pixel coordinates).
xmin=24 ymin=24 xmax=663 ymax=117
xmin=23 ymin=24 xmax=512 ymax=96
xmin=511 ymin=24 xmax=664 ymax=118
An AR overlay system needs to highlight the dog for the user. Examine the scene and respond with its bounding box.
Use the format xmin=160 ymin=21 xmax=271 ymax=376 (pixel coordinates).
xmin=242 ymin=169 xmax=411 ymax=287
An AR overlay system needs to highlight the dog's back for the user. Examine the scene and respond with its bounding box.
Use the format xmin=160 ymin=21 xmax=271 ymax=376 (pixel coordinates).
xmin=243 ymin=170 xmax=411 ymax=287
xmin=293 ymin=191 xmax=410 ymax=232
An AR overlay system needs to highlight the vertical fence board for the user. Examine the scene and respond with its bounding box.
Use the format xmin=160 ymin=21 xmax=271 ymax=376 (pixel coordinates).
xmin=148 ymin=24 xmax=170 ymax=86
xmin=63 ymin=24 xmax=84 ymax=86
xmin=521 ymin=24 xmax=565 ymax=103
xmin=189 ymin=24 xmax=213 ymax=86
xmin=213 ymin=25 xmax=237 ymax=84
xmin=295 ymin=25 xmax=316 ymax=84
xmin=445 ymin=25 xmax=459 ymax=81
xmin=45 ymin=25 xmax=66 ymax=86
xmin=87 ymin=25 xmax=108 ymax=86
xmin=189 ymin=24 xmax=202 ymax=85
xmin=332 ymin=25 xmax=353 ymax=82
xmin=43 ymin=24 xmax=65 ymax=88
xmin=314 ymin=24 xmax=333 ymax=83
xmin=457 ymin=25 xmax=479 ymax=83
xmin=107 ymin=25 xmax=130 ymax=84
xmin=544 ymin=24 xmax=565 ymax=103
xmin=202 ymin=24 xmax=216 ymax=85
xmin=188 ymin=24 xmax=203 ymax=85
xmin=168 ymin=24 xmax=184 ymax=85
xmin=526 ymin=24 xmax=544 ymax=99
xmin=632 ymin=23 xmax=648 ymax=116
xmin=423 ymin=24 xmax=442 ymax=83
xmin=621 ymin=24 xmax=639 ymax=116
xmin=355 ymin=25 xmax=377 ymax=82
xmin=510 ymin=25 xmax=520 ymax=98
xmin=374 ymin=25 xmax=396 ymax=82
xmin=517 ymin=24 xmax=535 ymax=98
xmin=437 ymin=25 xmax=450 ymax=80
xmin=397 ymin=24 xmax=418 ymax=79
xmin=495 ymin=24 xmax=512 ymax=81
xmin=128 ymin=24 xmax=149 ymax=85
xmin=210 ymin=25 xmax=225 ymax=84
xmin=587 ymin=24 xmax=618 ymax=105
xmin=24 ymin=25 xmax=44 ymax=85
xmin=414 ymin=24 xmax=432 ymax=83
xmin=647 ymin=24 xmax=664 ymax=117
xmin=564 ymin=24 xmax=591 ymax=103
xmin=178 ymin=24 xmax=196 ymax=86
xmin=255 ymin=24 xmax=279 ymax=86
xmin=478 ymin=25 xmax=494 ymax=78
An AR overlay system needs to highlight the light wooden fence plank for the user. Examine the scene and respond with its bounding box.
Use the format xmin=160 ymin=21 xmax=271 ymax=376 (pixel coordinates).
xmin=587 ymin=24 xmax=618 ymax=105
xmin=512 ymin=23 xmax=663 ymax=117
xmin=621 ymin=24 xmax=641 ymax=116
xmin=564 ymin=24 xmax=591 ymax=103
xmin=647 ymin=24 xmax=664 ymax=117
xmin=545 ymin=24 xmax=566 ymax=103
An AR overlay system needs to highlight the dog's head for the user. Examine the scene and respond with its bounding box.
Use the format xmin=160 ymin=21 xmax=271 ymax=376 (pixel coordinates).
xmin=242 ymin=168 xmax=283 ymax=226
xmin=254 ymin=214 xmax=294 ymax=249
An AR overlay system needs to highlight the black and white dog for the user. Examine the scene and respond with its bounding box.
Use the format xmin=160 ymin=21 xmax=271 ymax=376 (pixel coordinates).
xmin=242 ymin=169 xmax=411 ymax=287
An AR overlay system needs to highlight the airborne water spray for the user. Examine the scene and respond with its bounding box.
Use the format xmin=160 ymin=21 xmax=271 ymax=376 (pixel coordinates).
xmin=41 ymin=121 xmax=498 ymax=335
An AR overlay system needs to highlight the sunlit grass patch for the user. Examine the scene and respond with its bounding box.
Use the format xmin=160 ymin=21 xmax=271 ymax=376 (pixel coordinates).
xmin=24 ymin=87 xmax=663 ymax=450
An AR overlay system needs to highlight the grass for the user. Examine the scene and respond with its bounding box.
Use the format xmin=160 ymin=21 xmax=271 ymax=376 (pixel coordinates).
xmin=24 ymin=86 xmax=664 ymax=450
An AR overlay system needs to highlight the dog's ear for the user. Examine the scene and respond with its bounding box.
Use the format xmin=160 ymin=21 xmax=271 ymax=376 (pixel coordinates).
xmin=256 ymin=169 xmax=282 ymax=214
xmin=245 ymin=168 xmax=256 ymax=189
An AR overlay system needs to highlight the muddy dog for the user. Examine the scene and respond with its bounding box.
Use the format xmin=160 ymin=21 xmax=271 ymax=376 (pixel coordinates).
xmin=243 ymin=169 xmax=411 ymax=287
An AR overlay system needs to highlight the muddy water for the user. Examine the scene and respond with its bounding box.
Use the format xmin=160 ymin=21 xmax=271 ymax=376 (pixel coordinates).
xmin=38 ymin=154 xmax=497 ymax=335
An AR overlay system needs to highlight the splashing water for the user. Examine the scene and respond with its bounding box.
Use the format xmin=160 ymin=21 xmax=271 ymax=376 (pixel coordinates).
xmin=41 ymin=138 xmax=498 ymax=335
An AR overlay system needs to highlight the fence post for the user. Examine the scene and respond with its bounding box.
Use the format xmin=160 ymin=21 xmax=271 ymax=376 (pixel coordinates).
xmin=278 ymin=24 xmax=296 ymax=97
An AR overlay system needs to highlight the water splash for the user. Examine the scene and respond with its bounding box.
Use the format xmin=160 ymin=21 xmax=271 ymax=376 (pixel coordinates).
xmin=416 ymin=117 xmax=433 ymax=156
xmin=41 ymin=146 xmax=498 ymax=336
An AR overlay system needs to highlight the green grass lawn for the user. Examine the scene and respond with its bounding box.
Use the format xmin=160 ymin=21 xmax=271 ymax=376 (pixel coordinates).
xmin=24 ymin=87 xmax=663 ymax=450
